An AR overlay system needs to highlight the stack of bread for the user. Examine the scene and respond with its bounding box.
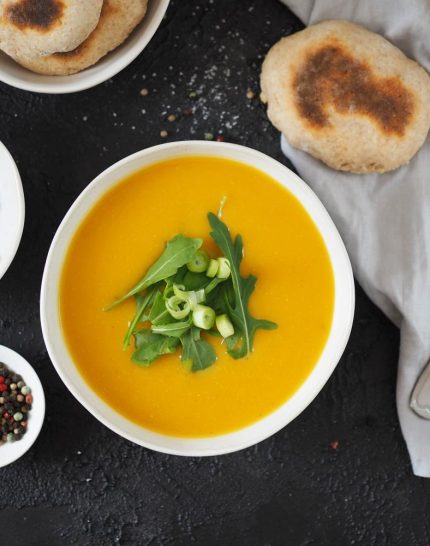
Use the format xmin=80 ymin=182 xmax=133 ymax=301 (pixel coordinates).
xmin=0 ymin=0 xmax=148 ymax=75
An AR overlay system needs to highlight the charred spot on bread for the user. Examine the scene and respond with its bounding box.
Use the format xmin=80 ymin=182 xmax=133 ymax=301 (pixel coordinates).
xmin=294 ymin=43 xmax=415 ymax=136
xmin=5 ymin=0 xmax=64 ymax=32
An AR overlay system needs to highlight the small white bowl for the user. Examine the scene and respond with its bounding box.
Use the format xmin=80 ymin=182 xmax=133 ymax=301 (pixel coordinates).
xmin=0 ymin=142 xmax=24 ymax=281
xmin=0 ymin=345 xmax=45 ymax=467
xmin=40 ymin=141 xmax=355 ymax=456
xmin=0 ymin=0 xmax=170 ymax=94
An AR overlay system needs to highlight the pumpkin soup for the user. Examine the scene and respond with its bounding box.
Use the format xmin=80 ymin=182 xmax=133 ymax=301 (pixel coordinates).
xmin=59 ymin=156 xmax=334 ymax=437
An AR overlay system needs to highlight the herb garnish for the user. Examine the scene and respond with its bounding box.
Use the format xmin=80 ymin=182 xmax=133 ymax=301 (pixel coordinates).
xmin=107 ymin=212 xmax=277 ymax=372
xmin=106 ymin=235 xmax=202 ymax=309
xmin=208 ymin=213 xmax=277 ymax=358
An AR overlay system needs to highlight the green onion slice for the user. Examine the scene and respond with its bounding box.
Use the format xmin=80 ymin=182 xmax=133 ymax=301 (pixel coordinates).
xmin=206 ymin=259 xmax=219 ymax=278
xmin=166 ymin=296 xmax=191 ymax=320
xmin=187 ymin=250 xmax=210 ymax=273
xmin=217 ymin=257 xmax=231 ymax=279
xmin=216 ymin=314 xmax=235 ymax=338
xmin=173 ymin=284 xmax=205 ymax=309
xmin=192 ymin=304 xmax=216 ymax=330
xmin=163 ymin=281 xmax=181 ymax=300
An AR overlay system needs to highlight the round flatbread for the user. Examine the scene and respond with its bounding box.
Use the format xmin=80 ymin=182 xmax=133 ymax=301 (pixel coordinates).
xmin=0 ymin=0 xmax=103 ymax=59
xmin=9 ymin=0 xmax=148 ymax=76
xmin=260 ymin=20 xmax=430 ymax=174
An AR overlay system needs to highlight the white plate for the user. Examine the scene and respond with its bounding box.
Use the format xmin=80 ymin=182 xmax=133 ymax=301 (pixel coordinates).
xmin=0 ymin=345 xmax=45 ymax=468
xmin=0 ymin=0 xmax=170 ymax=94
xmin=41 ymin=141 xmax=355 ymax=456
xmin=0 ymin=142 xmax=24 ymax=281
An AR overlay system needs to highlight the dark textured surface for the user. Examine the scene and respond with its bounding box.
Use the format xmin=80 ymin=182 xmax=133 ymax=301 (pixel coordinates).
xmin=0 ymin=1 xmax=428 ymax=545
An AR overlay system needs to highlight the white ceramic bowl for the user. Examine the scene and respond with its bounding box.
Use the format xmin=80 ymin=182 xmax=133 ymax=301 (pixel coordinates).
xmin=0 ymin=0 xmax=170 ymax=94
xmin=0 ymin=142 xmax=24 ymax=281
xmin=0 ymin=345 xmax=45 ymax=467
xmin=40 ymin=141 xmax=355 ymax=456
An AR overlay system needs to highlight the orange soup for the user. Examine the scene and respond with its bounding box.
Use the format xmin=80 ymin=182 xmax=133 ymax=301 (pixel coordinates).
xmin=59 ymin=156 xmax=334 ymax=437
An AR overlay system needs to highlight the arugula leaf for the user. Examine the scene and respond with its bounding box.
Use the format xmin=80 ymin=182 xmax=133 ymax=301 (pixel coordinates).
xmin=132 ymin=330 xmax=179 ymax=365
xmin=171 ymin=266 xmax=188 ymax=286
xmin=107 ymin=235 xmax=202 ymax=308
xmin=148 ymin=291 xmax=170 ymax=325
xmin=224 ymin=332 xmax=240 ymax=352
xmin=182 ymin=271 xmax=209 ymax=290
xmin=123 ymin=285 xmax=159 ymax=349
xmin=151 ymin=317 xmax=192 ymax=338
xmin=181 ymin=328 xmax=217 ymax=372
xmin=208 ymin=212 xmax=277 ymax=359
xmin=205 ymin=329 xmax=222 ymax=338
xmin=204 ymin=281 xmax=227 ymax=313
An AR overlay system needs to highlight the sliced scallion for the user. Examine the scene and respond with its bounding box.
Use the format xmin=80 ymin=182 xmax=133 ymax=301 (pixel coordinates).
xmin=163 ymin=282 xmax=175 ymax=299
xmin=192 ymin=304 xmax=216 ymax=330
xmin=187 ymin=291 xmax=198 ymax=310
xmin=173 ymin=284 xmax=206 ymax=309
xmin=187 ymin=250 xmax=209 ymax=273
xmin=216 ymin=257 xmax=231 ymax=279
xmin=206 ymin=258 xmax=219 ymax=278
xmin=216 ymin=314 xmax=235 ymax=338
xmin=166 ymin=296 xmax=191 ymax=320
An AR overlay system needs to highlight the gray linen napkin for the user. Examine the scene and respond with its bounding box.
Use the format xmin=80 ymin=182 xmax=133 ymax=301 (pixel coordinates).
xmin=278 ymin=0 xmax=430 ymax=476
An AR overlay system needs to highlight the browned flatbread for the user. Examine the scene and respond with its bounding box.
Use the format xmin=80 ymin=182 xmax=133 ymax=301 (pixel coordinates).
xmin=260 ymin=20 xmax=430 ymax=173
xmin=0 ymin=0 xmax=103 ymax=59
xmin=8 ymin=0 xmax=148 ymax=75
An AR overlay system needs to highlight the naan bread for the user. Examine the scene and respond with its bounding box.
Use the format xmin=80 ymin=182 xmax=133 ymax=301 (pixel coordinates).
xmin=8 ymin=0 xmax=148 ymax=75
xmin=0 ymin=0 xmax=103 ymax=59
xmin=261 ymin=20 xmax=430 ymax=173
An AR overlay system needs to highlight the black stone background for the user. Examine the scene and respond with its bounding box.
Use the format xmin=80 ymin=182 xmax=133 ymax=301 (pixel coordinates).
xmin=0 ymin=1 xmax=429 ymax=544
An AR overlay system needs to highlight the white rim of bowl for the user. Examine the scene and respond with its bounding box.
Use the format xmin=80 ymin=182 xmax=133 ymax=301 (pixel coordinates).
xmin=0 ymin=141 xmax=25 ymax=281
xmin=0 ymin=0 xmax=170 ymax=94
xmin=40 ymin=141 xmax=355 ymax=456
xmin=0 ymin=345 xmax=45 ymax=467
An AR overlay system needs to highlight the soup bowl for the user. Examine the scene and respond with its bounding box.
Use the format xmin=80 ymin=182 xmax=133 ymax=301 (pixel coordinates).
xmin=0 ymin=0 xmax=170 ymax=94
xmin=40 ymin=141 xmax=355 ymax=456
